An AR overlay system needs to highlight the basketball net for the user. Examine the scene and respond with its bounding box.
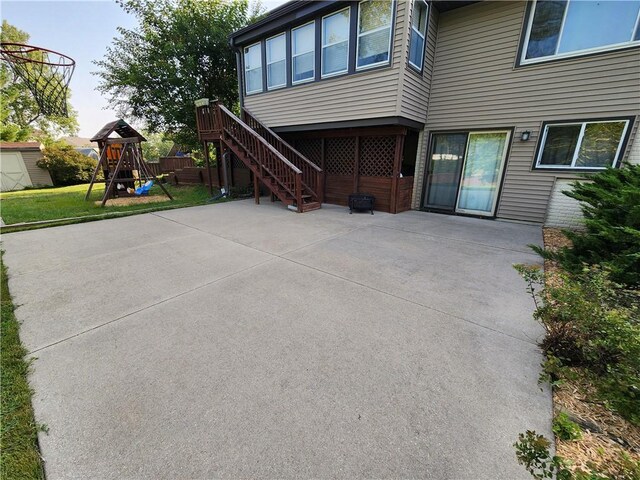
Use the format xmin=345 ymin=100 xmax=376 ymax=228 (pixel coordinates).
xmin=0 ymin=42 xmax=75 ymax=117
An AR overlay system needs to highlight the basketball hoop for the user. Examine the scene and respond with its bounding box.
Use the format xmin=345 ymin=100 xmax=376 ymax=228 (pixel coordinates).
xmin=0 ymin=42 xmax=75 ymax=117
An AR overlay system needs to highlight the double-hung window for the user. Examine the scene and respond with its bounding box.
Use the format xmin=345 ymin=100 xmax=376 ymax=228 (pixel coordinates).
xmin=266 ymin=33 xmax=286 ymax=89
xmin=408 ymin=0 xmax=428 ymax=71
xmin=522 ymin=0 xmax=640 ymax=64
xmin=535 ymin=120 xmax=630 ymax=170
xmin=322 ymin=8 xmax=350 ymax=78
xmin=292 ymin=22 xmax=315 ymax=84
xmin=244 ymin=43 xmax=263 ymax=94
xmin=357 ymin=0 xmax=394 ymax=70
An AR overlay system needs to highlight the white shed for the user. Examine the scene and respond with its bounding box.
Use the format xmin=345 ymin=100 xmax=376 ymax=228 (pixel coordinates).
xmin=0 ymin=142 xmax=53 ymax=191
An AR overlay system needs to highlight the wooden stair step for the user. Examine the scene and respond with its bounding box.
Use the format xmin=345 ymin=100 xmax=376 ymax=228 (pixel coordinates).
xmin=300 ymin=202 xmax=321 ymax=212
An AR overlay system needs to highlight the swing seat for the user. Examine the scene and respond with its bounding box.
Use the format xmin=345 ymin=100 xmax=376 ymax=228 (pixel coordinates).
xmin=135 ymin=180 xmax=154 ymax=196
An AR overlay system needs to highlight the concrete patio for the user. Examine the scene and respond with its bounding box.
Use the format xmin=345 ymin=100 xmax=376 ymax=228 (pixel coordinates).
xmin=2 ymin=199 xmax=551 ymax=479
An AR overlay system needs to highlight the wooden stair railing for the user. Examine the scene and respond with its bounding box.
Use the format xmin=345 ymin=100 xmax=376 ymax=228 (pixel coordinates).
xmin=241 ymin=108 xmax=324 ymax=204
xmin=209 ymin=102 xmax=320 ymax=212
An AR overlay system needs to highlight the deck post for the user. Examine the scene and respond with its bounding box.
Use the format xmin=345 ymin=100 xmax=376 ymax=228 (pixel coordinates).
xmin=353 ymin=136 xmax=360 ymax=194
xmin=203 ymin=141 xmax=214 ymax=196
xmin=390 ymin=134 xmax=405 ymax=214
xmin=254 ymin=172 xmax=260 ymax=204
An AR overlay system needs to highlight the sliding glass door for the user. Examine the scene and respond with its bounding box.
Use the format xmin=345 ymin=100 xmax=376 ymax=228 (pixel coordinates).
xmin=423 ymin=133 xmax=467 ymax=212
xmin=423 ymin=131 xmax=511 ymax=217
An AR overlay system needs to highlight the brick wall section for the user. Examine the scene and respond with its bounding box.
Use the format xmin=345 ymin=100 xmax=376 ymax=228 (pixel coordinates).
xmin=544 ymin=179 xmax=587 ymax=229
xmin=545 ymin=133 xmax=639 ymax=228
xmin=411 ymin=129 xmax=427 ymax=210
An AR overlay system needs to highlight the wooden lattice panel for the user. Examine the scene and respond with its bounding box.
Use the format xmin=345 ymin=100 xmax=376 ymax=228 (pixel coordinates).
xmin=359 ymin=136 xmax=396 ymax=177
xmin=231 ymin=153 xmax=248 ymax=169
xmin=325 ymin=137 xmax=355 ymax=175
xmin=295 ymin=138 xmax=322 ymax=165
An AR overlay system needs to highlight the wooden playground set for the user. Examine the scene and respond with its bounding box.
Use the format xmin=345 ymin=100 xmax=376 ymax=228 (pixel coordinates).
xmin=84 ymin=119 xmax=173 ymax=206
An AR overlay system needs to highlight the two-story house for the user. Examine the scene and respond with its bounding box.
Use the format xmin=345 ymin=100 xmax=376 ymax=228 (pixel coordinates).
xmin=196 ymin=0 xmax=640 ymax=221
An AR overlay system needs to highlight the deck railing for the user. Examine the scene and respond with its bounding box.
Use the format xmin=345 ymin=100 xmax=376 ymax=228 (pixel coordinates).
xmin=213 ymin=102 xmax=304 ymax=208
xmin=242 ymin=108 xmax=323 ymax=202
xmin=195 ymin=103 xmax=218 ymax=140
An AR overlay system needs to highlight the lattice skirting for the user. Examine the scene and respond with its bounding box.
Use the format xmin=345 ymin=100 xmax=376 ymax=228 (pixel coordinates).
xmin=286 ymin=130 xmax=412 ymax=213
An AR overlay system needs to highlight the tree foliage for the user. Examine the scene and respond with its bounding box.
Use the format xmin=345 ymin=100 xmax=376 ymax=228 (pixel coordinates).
xmin=94 ymin=0 xmax=261 ymax=149
xmin=0 ymin=20 xmax=78 ymax=141
xmin=37 ymin=142 xmax=100 ymax=186
xmin=141 ymin=131 xmax=173 ymax=162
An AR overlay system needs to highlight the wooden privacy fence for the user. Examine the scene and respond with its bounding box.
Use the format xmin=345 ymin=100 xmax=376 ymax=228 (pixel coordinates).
xmin=168 ymin=167 xmax=218 ymax=186
xmin=159 ymin=156 xmax=196 ymax=173
xmin=143 ymin=162 xmax=162 ymax=176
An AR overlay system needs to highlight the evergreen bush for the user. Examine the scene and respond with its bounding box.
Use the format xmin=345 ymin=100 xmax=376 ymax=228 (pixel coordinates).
xmin=551 ymin=165 xmax=640 ymax=287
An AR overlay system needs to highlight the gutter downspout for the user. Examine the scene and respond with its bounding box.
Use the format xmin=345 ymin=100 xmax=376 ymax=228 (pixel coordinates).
xmin=230 ymin=35 xmax=244 ymax=109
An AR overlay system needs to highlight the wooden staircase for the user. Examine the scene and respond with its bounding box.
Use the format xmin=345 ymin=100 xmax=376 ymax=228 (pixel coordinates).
xmin=196 ymin=101 xmax=323 ymax=212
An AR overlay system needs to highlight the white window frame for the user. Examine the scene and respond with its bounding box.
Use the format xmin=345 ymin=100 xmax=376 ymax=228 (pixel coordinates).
xmin=356 ymin=0 xmax=394 ymax=71
xmin=521 ymin=0 xmax=640 ymax=65
xmin=291 ymin=21 xmax=316 ymax=85
xmin=535 ymin=120 xmax=630 ymax=170
xmin=321 ymin=7 xmax=350 ymax=79
xmin=244 ymin=42 xmax=263 ymax=95
xmin=408 ymin=0 xmax=428 ymax=71
xmin=266 ymin=33 xmax=286 ymax=90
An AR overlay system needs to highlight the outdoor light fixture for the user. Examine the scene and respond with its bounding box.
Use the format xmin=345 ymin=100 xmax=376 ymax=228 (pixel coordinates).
xmin=520 ymin=130 xmax=531 ymax=141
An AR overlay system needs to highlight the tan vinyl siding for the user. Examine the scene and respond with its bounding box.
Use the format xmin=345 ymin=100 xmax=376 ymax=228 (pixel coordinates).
xmin=419 ymin=1 xmax=640 ymax=223
xmin=244 ymin=1 xmax=406 ymax=128
xmin=21 ymin=150 xmax=53 ymax=186
xmin=398 ymin=2 xmax=437 ymax=123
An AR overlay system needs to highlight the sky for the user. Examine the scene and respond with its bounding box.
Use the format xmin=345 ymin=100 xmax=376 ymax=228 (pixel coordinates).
xmin=2 ymin=0 xmax=288 ymax=138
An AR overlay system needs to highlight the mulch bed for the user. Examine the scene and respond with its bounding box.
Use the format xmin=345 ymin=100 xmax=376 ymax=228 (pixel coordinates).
xmin=94 ymin=195 xmax=170 ymax=207
xmin=542 ymin=227 xmax=640 ymax=476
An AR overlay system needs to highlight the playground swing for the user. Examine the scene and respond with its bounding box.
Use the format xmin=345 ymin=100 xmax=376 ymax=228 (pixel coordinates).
xmin=85 ymin=119 xmax=173 ymax=206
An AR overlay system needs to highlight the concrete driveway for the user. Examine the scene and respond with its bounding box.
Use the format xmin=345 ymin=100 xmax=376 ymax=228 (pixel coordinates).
xmin=3 ymin=200 xmax=551 ymax=479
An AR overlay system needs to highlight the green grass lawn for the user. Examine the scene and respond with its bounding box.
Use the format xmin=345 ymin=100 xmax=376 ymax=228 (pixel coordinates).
xmin=0 ymin=253 xmax=44 ymax=480
xmin=0 ymin=183 xmax=217 ymax=226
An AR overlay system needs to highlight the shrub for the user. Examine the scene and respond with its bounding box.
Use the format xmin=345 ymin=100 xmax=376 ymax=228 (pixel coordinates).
xmin=515 ymin=430 xmax=639 ymax=480
xmin=516 ymin=265 xmax=640 ymax=424
xmin=542 ymin=165 xmax=640 ymax=288
xmin=514 ymin=431 xmax=573 ymax=480
xmin=552 ymin=412 xmax=582 ymax=441
xmin=37 ymin=143 xmax=100 ymax=186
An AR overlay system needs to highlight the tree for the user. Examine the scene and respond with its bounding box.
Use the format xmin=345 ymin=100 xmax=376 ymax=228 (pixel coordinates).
xmin=0 ymin=20 xmax=78 ymax=141
xmin=141 ymin=131 xmax=173 ymax=162
xmin=94 ymin=0 xmax=262 ymax=149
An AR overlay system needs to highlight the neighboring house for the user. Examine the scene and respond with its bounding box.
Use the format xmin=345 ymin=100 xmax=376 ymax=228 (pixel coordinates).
xmin=0 ymin=142 xmax=53 ymax=191
xmin=60 ymin=136 xmax=100 ymax=160
xmin=198 ymin=0 xmax=640 ymax=221
xmin=76 ymin=147 xmax=100 ymax=161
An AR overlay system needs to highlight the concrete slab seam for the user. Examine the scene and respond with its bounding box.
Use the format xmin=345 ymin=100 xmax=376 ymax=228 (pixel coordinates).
xmin=28 ymin=257 xmax=278 ymax=355
xmin=3 ymin=231 xmax=204 ymax=279
xmin=369 ymin=223 xmax=542 ymax=256
xmin=279 ymin=255 xmax=541 ymax=347
xmin=151 ymin=210 xmax=541 ymax=346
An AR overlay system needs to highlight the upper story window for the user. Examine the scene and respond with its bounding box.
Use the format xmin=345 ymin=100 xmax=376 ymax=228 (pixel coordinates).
xmin=535 ymin=119 xmax=631 ymax=170
xmin=322 ymin=8 xmax=350 ymax=78
xmin=522 ymin=0 xmax=640 ymax=64
xmin=408 ymin=0 xmax=428 ymax=71
xmin=292 ymin=22 xmax=315 ymax=84
xmin=357 ymin=0 xmax=394 ymax=70
xmin=266 ymin=33 xmax=286 ymax=90
xmin=244 ymin=43 xmax=263 ymax=94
